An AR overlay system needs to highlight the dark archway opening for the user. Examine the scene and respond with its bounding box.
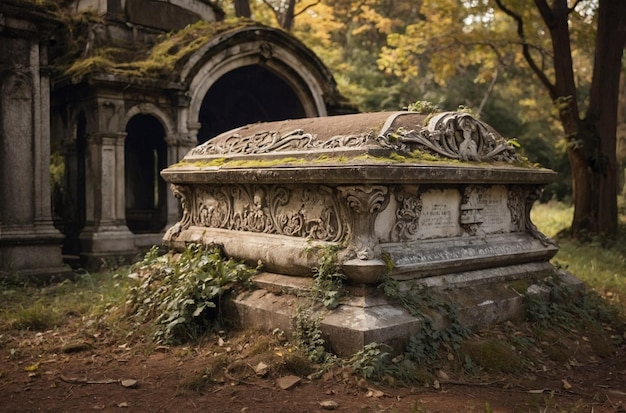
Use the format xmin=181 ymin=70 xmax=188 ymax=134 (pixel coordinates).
xmin=198 ymin=65 xmax=306 ymax=143
xmin=55 ymin=112 xmax=87 ymax=258
xmin=125 ymin=114 xmax=167 ymax=233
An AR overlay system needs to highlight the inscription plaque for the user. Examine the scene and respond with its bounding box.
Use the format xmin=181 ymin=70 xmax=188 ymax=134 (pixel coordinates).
xmin=479 ymin=186 xmax=514 ymax=234
xmin=417 ymin=189 xmax=462 ymax=239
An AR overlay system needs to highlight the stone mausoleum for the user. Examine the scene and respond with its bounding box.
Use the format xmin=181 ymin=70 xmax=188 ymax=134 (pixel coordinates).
xmin=0 ymin=0 xmax=354 ymax=277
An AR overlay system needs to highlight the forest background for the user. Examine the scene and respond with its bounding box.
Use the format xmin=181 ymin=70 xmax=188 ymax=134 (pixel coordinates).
xmin=218 ymin=0 xmax=626 ymax=237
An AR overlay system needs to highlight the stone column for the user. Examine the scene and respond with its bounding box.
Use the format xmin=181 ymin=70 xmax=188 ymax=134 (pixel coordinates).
xmin=0 ymin=2 xmax=70 ymax=279
xmin=78 ymin=131 xmax=135 ymax=268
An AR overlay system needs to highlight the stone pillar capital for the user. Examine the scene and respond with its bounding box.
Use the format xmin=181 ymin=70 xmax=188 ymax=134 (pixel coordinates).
xmin=85 ymin=131 xmax=126 ymax=146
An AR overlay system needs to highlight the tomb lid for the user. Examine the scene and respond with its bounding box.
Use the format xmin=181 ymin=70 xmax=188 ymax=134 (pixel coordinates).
xmin=162 ymin=111 xmax=556 ymax=185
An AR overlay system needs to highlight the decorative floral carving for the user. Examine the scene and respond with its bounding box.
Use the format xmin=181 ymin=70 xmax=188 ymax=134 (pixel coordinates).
xmin=190 ymin=129 xmax=374 ymax=156
xmin=339 ymin=185 xmax=388 ymax=215
xmin=187 ymin=184 xmax=345 ymax=242
xmin=338 ymin=185 xmax=388 ymax=260
xmin=390 ymin=189 xmax=423 ymax=242
xmin=382 ymin=112 xmax=519 ymax=162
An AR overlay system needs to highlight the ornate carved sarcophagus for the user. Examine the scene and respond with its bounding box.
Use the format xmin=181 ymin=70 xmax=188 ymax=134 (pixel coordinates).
xmin=161 ymin=111 xmax=557 ymax=286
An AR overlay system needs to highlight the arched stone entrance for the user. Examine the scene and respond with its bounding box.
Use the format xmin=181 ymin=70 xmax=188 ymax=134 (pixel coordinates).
xmin=45 ymin=14 xmax=355 ymax=270
xmin=124 ymin=114 xmax=168 ymax=233
xmin=198 ymin=65 xmax=306 ymax=143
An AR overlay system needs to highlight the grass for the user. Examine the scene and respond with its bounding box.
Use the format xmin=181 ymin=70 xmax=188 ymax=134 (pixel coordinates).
xmin=1 ymin=201 xmax=624 ymax=334
xmin=531 ymin=200 xmax=626 ymax=309
xmin=0 ymin=272 xmax=129 ymax=336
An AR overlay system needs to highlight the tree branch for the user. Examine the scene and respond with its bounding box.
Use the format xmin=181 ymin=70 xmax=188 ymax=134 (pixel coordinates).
xmin=493 ymin=0 xmax=556 ymax=97
xmin=477 ymin=68 xmax=498 ymax=116
xmin=260 ymin=0 xmax=282 ymax=26
xmin=294 ymin=0 xmax=321 ymax=18
xmin=568 ymin=0 xmax=584 ymax=14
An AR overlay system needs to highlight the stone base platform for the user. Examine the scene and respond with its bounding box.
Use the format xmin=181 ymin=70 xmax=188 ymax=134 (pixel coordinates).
xmin=231 ymin=266 xmax=584 ymax=356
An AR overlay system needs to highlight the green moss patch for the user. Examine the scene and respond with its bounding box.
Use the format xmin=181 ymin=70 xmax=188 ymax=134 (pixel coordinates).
xmin=58 ymin=18 xmax=259 ymax=82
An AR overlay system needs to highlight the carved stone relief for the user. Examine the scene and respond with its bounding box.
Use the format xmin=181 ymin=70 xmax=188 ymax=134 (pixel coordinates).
xmin=525 ymin=187 xmax=556 ymax=247
xmin=390 ymin=188 xmax=423 ymax=242
xmin=164 ymin=184 xmax=193 ymax=241
xmin=190 ymin=129 xmax=376 ymax=156
xmin=188 ymin=112 xmax=520 ymax=164
xmin=387 ymin=185 xmax=519 ymax=241
xmin=171 ymin=183 xmax=348 ymax=242
xmin=381 ymin=112 xmax=519 ymax=163
xmin=338 ymin=185 xmax=388 ymax=260
xmin=506 ymin=186 xmax=525 ymax=231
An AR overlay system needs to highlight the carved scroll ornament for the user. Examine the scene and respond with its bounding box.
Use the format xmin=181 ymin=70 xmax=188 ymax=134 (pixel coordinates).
xmin=382 ymin=112 xmax=519 ymax=163
xmin=190 ymin=129 xmax=375 ymax=156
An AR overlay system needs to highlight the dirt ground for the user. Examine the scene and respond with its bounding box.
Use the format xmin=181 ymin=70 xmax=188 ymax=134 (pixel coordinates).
xmin=2 ymin=323 xmax=626 ymax=413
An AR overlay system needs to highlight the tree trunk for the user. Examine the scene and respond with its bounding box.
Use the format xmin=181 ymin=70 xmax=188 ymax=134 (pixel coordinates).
xmin=538 ymin=0 xmax=625 ymax=237
xmin=280 ymin=0 xmax=296 ymax=31
xmin=234 ymin=0 xmax=251 ymax=18
xmin=569 ymin=0 xmax=626 ymax=237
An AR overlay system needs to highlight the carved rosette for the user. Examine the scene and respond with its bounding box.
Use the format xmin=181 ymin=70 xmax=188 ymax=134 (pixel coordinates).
xmin=188 ymin=184 xmax=345 ymax=242
xmin=390 ymin=189 xmax=423 ymax=242
xmin=338 ymin=185 xmax=388 ymax=260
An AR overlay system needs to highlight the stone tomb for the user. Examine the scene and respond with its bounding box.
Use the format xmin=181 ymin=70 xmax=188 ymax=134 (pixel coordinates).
xmin=161 ymin=111 xmax=580 ymax=355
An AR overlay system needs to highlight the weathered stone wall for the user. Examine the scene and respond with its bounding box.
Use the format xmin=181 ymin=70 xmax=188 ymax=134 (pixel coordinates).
xmin=0 ymin=1 xmax=69 ymax=279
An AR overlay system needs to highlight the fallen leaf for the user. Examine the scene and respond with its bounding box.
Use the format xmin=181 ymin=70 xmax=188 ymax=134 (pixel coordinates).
xmin=365 ymin=389 xmax=384 ymax=398
xmin=121 ymin=379 xmax=138 ymax=388
xmin=117 ymin=402 xmax=129 ymax=407
xmin=24 ymin=362 xmax=40 ymax=372
xmin=276 ymin=375 xmax=301 ymax=390
xmin=562 ymin=379 xmax=572 ymax=390
xmin=319 ymin=400 xmax=339 ymax=410
xmin=218 ymin=337 xmax=225 ymax=347
xmin=433 ymin=379 xmax=440 ymax=390
xmin=254 ymin=362 xmax=268 ymax=376
xmin=437 ymin=370 xmax=449 ymax=381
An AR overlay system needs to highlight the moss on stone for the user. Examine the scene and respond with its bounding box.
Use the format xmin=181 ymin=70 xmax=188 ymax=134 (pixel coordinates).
xmin=460 ymin=339 xmax=524 ymax=373
xmin=59 ymin=18 xmax=259 ymax=82
xmin=168 ymin=150 xmax=539 ymax=170
xmin=508 ymin=279 xmax=532 ymax=295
